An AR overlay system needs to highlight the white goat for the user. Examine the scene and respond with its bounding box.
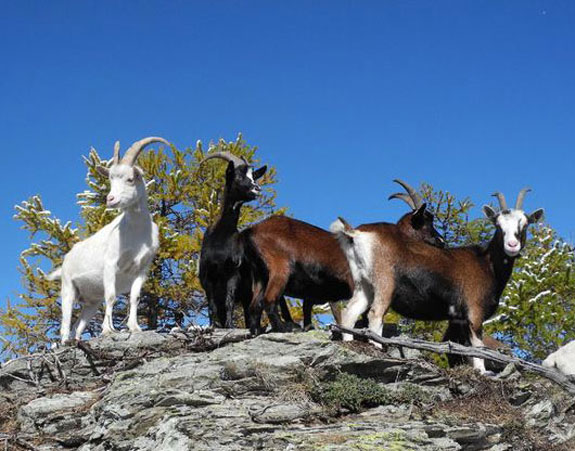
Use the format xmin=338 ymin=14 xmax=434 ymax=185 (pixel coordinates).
xmin=48 ymin=137 xmax=169 ymax=343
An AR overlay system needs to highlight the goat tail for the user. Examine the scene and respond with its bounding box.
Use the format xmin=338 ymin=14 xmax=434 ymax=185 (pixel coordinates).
xmin=329 ymin=217 xmax=355 ymax=237
xmin=46 ymin=267 xmax=62 ymax=281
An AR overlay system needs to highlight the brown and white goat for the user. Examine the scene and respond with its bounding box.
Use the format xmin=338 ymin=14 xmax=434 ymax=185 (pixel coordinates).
xmin=332 ymin=188 xmax=544 ymax=374
xmin=243 ymin=180 xmax=445 ymax=335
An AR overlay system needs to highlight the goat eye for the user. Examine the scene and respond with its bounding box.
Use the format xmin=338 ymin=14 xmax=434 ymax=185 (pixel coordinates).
xmin=127 ymin=178 xmax=134 ymax=183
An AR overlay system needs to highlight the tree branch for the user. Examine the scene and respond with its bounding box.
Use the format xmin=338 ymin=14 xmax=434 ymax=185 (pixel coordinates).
xmin=331 ymin=324 xmax=575 ymax=395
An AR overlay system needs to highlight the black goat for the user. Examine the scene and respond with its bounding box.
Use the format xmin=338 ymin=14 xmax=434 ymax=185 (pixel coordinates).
xmin=199 ymin=151 xmax=294 ymax=328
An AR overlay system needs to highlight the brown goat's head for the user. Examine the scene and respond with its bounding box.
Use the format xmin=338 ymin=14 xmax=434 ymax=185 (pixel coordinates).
xmin=389 ymin=179 xmax=446 ymax=248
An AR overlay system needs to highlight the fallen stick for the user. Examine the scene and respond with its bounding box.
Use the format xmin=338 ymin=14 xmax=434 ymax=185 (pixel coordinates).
xmin=331 ymin=324 xmax=575 ymax=395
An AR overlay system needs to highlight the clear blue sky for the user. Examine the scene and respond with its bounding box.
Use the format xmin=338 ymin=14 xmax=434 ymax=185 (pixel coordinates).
xmin=1 ymin=1 xmax=574 ymax=306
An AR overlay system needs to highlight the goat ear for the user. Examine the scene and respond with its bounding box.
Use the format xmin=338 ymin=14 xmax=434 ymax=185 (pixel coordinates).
xmin=253 ymin=165 xmax=267 ymax=181
xmin=225 ymin=161 xmax=235 ymax=183
xmin=528 ymin=208 xmax=544 ymax=224
xmin=96 ymin=166 xmax=109 ymax=178
xmin=483 ymin=205 xmax=498 ymax=222
xmin=133 ymin=166 xmax=144 ymax=180
xmin=410 ymin=203 xmax=427 ymax=228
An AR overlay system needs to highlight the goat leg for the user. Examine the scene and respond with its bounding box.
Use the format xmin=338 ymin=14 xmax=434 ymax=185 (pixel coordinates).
xmin=60 ymin=279 xmax=76 ymax=344
xmin=303 ymin=299 xmax=315 ymax=331
xmin=127 ymin=275 xmax=146 ymax=332
xmin=101 ymin=266 xmax=118 ymax=335
xmin=224 ymin=274 xmax=240 ymax=328
xmin=266 ymin=301 xmax=289 ymax=332
xmin=340 ymin=285 xmax=370 ymax=342
xmin=469 ymin=324 xmax=493 ymax=375
xmin=248 ymin=284 xmax=265 ymax=336
xmin=73 ymin=302 xmax=100 ymax=341
xmin=278 ymin=296 xmax=300 ymax=331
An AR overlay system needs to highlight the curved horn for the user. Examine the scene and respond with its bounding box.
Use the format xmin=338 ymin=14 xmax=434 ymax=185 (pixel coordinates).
xmin=112 ymin=141 xmax=121 ymax=165
xmin=515 ymin=187 xmax=532 ymax=210
xmin=200 ymin=151 xmax=247 ymax=168
xmin=393 ymin=179 xmax=423 ymax=209
xmin=491 ymin=192 xmax=508 ymax=211
xmin=388 ymin=193 xmax=416 ymax=210
xmin=121 ymin=137 xmax=170 ymax=166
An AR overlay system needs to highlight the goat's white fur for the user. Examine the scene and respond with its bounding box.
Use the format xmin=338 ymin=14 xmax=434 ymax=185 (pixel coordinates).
xmin=496 ymin=210 xmax=528 ymax=257
xmin=49 ymin=142 xmax=163 ymax=343
xmin=542 ymin=341 xmax=575 ymax=375
xmin=331 ymin=219 xmax=381 ymax=344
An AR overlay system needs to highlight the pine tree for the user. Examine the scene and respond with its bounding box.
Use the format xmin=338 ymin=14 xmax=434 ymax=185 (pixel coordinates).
xmin=485 ymin=225 xmax=575 ymax=361
xmin=1 ymin=134 xmax=286 ymax=358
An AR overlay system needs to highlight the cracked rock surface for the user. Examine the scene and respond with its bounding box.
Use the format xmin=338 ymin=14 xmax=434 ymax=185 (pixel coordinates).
xmin=1 ymin=329 xmax=574 ymax=450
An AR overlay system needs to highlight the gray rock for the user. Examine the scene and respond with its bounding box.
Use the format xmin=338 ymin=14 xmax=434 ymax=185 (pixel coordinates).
xmin=1 ymin=329 xmax=574 ymax=450
xmin=526 ymin=399 xmax=555 ymax=428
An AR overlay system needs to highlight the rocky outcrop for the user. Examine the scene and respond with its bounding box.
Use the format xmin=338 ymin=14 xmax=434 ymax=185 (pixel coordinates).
xmin=1 ymin=329 xmax=574 ymax=450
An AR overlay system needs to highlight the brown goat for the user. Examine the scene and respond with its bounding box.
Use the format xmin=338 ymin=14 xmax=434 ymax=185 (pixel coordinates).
xmin=332 ymin=188 xmax=543 ymax=374
xmin=242 ymin=180 xmax=445 ymax=335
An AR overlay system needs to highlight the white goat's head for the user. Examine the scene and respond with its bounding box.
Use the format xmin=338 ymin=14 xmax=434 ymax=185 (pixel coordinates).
xmin=97 ymin=137 xmax=170 ymax=209
xmin=483 ymin=188 xmax=544 ymax=257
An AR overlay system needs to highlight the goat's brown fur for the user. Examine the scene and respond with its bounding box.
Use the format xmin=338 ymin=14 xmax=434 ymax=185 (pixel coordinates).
xmin=243 ymin=206 xmax=444 ymax=334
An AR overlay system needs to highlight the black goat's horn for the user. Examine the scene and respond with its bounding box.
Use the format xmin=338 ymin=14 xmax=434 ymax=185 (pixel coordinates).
xmin=200 ymin=151 xmax=247 ymax=168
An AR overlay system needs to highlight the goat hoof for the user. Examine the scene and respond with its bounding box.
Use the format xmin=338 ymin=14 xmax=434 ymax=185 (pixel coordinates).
xmin=303 ymin=324 xmax=315 ymax=332
xmin=287 ymin=322 xmax=303 ymax=332
xmin=271 ymin=323 xmax=290 ymax=333
xmin=249 ymin=327 xmax=261 ymax=337
xmin=330 ymin=330 xmax=343 ymax=341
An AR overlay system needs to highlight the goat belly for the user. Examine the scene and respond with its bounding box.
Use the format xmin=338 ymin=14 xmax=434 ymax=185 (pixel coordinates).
xmin=391 ymin=269 xmax=460 ymax=321
xmin=284 ymin=262 xmax=352 ymax=301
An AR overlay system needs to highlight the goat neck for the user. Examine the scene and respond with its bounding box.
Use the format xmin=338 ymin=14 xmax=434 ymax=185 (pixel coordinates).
xmin=212 ymin=186 xmax=243 ymax=235
xmin=120 ymin=182 xmax=153 ymax=227
xmin=484 ymin=228 xmax=515 ymax=299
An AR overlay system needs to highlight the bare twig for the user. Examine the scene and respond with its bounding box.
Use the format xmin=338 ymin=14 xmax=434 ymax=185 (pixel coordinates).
xmin=26 ymin=360 xmax=39 ymax=388
xmin=331 ymin=324 xmax=575 ymax=395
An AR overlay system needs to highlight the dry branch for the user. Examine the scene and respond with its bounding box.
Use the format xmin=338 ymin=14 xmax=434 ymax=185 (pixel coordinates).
xmin=331 ymin=324 xmax=575 ymax=395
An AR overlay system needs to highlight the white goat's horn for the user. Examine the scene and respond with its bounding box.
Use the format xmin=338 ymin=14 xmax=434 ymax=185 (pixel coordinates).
xmin=112 ymin=141 xmax=121 ymax=165
xmin=121 ymin=137 xmax=170 ymax=166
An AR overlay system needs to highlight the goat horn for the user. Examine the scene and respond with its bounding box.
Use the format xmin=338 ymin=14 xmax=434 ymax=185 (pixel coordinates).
xmin=515 ymin=187 xmax=532 ymax=210
xmin=121 ymin=137 xmax=170 ymax=166
xmin=388 ymin=192 xmax=416 ymax=210
xmin=491 ymin=192 xmax=508 ymax=211
xmin=112 ymin=141 xmax=121 ymax=165
xmin=393 ymin=179 xmax=423 ymax=209
xmin=200 ymin=151 xmax=247 ymax=167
